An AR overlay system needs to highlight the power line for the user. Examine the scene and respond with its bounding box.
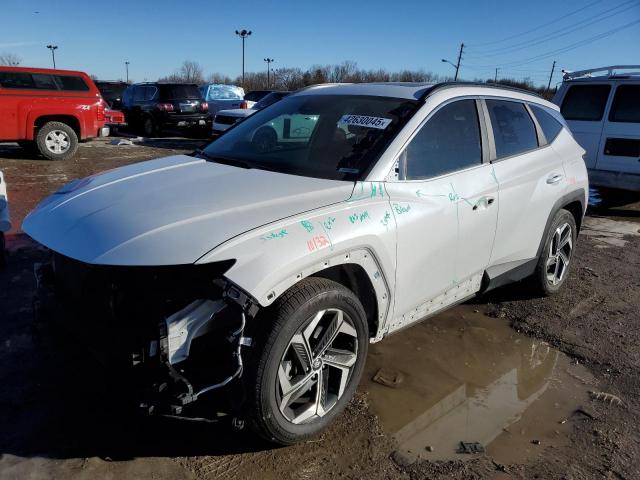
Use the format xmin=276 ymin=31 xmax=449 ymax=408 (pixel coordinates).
xmin=467 ymin=0 xmax=639 ymax=57
xmin=495 ymin=18 xmax=640 ymax=68
xmin=468 ymin=0 xmax=603 ymax=47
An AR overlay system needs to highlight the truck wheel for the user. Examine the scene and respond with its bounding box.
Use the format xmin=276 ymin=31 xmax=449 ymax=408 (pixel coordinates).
xmin=529 ymin=209 xmax=577 ymax=295
xmin=36 ymin=122 xmax=79 ymax=160
xmin=245 ymin=278 xmax=368 ymax=445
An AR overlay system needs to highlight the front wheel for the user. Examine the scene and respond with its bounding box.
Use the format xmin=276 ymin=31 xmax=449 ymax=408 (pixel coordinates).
xmin=529 ymin=209 xmax=577 ymax=295
xmin=245 ymin=278 xmax=369 ymax=445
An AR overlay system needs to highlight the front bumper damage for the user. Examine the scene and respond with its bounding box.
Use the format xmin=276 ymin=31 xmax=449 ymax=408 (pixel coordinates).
xmin=33 ymin=252 xmax=260 ymax=421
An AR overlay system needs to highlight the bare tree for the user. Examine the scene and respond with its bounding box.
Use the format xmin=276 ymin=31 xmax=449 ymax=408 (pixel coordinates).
xmin=179 ymin=60 xmax=204 ymax=83
xmin=0 ymin=52 xmax=21 ymax=66
xmin=207 ymin=72 xmax=233 ymax=85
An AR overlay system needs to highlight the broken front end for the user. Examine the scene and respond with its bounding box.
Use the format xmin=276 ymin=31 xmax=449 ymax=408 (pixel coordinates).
xmin=35 ymin=252 xmax=259 ymax=420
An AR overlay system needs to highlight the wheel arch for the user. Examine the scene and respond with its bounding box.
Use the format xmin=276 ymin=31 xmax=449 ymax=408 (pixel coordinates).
xmin=31 ymin=114 xmax=81 ymax=140
xmin=536 ymin=188 xmax=585 ymax=259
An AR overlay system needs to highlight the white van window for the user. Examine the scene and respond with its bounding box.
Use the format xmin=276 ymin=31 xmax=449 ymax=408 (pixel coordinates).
xmin=530 ymin=105 xmax=563 ymax=143
xmin=560 ymin=85 xmax=611 ymax=121
xmin=609 ymin=85 xmax=640 ymax=123
xmin=486 ymin=100 xmax=538 ymax=158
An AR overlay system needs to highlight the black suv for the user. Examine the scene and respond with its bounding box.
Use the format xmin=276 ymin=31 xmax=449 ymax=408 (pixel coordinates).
xmin=121 ymin=83 xmax=212 ymax=137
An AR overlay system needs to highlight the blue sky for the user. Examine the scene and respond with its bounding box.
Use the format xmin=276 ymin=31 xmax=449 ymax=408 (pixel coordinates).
xmin=1 ymin=0 xmax=639 ymax=87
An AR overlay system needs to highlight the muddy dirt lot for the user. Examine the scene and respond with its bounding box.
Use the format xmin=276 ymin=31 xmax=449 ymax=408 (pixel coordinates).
xmin=1 ymin=139 xmax=639 ymax=479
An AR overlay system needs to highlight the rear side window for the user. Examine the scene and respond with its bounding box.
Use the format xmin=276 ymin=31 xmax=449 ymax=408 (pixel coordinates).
xmin=0 ymin=72 xmax=36 ymax=89
xmin=530 ymin=105 xmax=563 ymax=143
xmin=609 ymin=85 xmax=640 ymax=123
xmin=486 ymin=99 xmax=538 ymax=158
xmin=404 ymin=99 xmax=482 ymax=180
xmin=560 ymin=84 xmax=611 ymax=121
xmin=32 ymin=74 xmax=58 ymax=90
xmin=55 ymin=75 xmax=89 ymax=91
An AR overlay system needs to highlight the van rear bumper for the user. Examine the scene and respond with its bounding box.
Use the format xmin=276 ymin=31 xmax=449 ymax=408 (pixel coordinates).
xmin=588 ymin=168 xmax=640 ymax=192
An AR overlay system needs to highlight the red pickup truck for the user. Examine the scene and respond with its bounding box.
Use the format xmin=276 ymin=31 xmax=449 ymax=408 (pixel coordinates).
xmin=0 ymin=66 xmax=122 ymax=160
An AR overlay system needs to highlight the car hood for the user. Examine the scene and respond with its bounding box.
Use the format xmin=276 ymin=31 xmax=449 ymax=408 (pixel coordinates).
xmin=22 ymin=155 xmax=353 ymax=266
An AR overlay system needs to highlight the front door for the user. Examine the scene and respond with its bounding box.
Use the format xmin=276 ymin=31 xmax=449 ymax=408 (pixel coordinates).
xmin=387 ymin=99 xmax=498 ymax=331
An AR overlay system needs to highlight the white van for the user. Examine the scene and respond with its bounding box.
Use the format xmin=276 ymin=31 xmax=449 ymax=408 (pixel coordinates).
xmin=553 ymin=65 xmax=640 ymax=191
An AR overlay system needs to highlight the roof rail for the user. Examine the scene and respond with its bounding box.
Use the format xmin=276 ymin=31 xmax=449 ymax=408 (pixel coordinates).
xmin=425 ymin=81 xmax=543 ymax=100
xmin=562 ymin=65 xmax=640 ymax=80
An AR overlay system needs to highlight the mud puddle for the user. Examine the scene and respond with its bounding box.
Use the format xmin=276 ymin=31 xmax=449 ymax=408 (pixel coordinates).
xmin=360 ymin=304 xmax=595 ymax=465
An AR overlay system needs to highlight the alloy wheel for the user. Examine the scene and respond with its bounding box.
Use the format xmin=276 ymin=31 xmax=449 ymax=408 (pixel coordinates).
xmin=276 ymin=308 xmax=358 ymax=425
xmin=546 ymin=222 xmax=572 ymax=285
xmin=44 ymin=130 xmax=71 ymax=154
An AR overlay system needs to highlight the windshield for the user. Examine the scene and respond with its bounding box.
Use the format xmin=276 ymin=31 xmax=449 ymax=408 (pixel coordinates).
xmin=202 ymin=94 xmax=419 ymax=180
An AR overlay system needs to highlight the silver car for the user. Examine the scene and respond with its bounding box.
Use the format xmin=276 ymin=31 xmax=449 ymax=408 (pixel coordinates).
xmin=199 ymin=84 xmax=247 ymax=115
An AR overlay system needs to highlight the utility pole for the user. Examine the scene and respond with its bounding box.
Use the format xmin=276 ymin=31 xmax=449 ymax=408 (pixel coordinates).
xmin=494 ymin=67 xmax=499 ymax=83
xmin=264 ymin=58 xmax=274 ymax=88
xmin=547 ymin=60 xmax=556 ymax=92
xmin=235 ymin=29 xmax=252 ymax=87
xmin=125 ymin=61 xmax=130 ymax=83
xmin=46 ymin=44 xmax=58 ymax=69
xmin=454 ymin=43 xmax=464 ymax=81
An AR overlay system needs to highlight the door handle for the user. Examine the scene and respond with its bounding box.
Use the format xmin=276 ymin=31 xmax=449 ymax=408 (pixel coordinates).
xmin=473 ymin=196 xmax=495 ymax=210
xmin=546 ymin=174 xmax=563 ymax=185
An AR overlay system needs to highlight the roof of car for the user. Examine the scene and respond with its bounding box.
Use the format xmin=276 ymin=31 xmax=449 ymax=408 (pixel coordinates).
xmin=0 ymin=65 xmax=89 ymax=76
xmin=295 ymin=82 xmax=544 ymax=101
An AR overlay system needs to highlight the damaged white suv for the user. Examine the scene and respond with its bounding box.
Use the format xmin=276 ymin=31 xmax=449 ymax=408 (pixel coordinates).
xmin=23 ymin=82 xmax=588 ymax=445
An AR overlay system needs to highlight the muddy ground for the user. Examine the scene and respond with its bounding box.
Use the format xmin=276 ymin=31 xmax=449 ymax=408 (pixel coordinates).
xmin=1 ymin=138 xmax=639 ymax=479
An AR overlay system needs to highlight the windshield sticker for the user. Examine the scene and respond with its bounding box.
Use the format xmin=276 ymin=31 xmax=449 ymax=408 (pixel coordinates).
xmin=338 ymin=115 xmax=392 ymax=130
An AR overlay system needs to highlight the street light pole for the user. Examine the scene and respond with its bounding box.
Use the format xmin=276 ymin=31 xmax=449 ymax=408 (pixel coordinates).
xmin=46 ymin=44 xmax=58 ymax=69
xmin=235 ymin=29 xmax=252 ymax=87
xmin=125 ymin=61 xmax=130 ymax=83
xmin=264 ymin=58 xmax=274 ymax=88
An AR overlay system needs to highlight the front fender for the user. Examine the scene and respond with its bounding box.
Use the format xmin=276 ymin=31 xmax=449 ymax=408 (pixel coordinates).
xmin=197 ymin=184 xmax=397 ymax=340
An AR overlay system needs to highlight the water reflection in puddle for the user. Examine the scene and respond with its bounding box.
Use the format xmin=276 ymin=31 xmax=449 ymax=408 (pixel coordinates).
xmin=361 ymin=304 xmax=594 ymax=464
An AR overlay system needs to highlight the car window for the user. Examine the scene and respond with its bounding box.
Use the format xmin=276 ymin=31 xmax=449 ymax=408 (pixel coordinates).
xmin=203 ymin=94 xmax=419 ymax=181
xmin=254 ymin=92 xmax=288 ymax=110
xmin=486 ymin=99 xmax=538 ymax=158
xmin=560 ymin=84 xmax=611 ymax=121
xmin=55 ymin=75 xmax=89 ymax=91
xmin=160 ymin=84 xmax=202 ymax=100
xmin=0 ymin=71 xmax=36 ymax=89
xmin=133 ymin=86 xmax=145 ymax=102
xmin=144 ymin=86 xmax=157 ymax=101
xmin=530 ymin=105 xmax=563 ymax=143
xmin=403 ymin=100 xmax=482 ymax=180
xmin=122 ymin=86 xmax=133 ymax=106
xmin=32 ymin=74 xmax=58 ymax=90
xmin=609 ymin=85 xmax=640 ymax=123
xmin=205 ymin=85 xmax=244 ymax=100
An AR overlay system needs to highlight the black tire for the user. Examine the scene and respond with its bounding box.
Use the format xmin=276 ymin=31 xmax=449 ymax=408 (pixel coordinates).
xmin=528 ymin=209 xmax=577 ymax=296
xmin=142 ymin=116 xmax=157 ymax=137
xmin=245 ymin=277 xmax=369 ymax=445
xmin=35 ymin=121 xmax=79 ymax=160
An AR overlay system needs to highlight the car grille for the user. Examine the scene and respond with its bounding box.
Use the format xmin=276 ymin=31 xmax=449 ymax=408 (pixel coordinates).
xmin=215 ymin=115 xmax=240 ymax=125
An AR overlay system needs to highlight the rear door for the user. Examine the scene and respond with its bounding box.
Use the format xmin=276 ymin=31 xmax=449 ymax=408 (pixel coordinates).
xmin=558 ymin=83 xmax=611 ymax=169
xmin=487 ymin=99 xmax=565 ymax=267
xmin=597 ymin=82 xmax=640 ymax=175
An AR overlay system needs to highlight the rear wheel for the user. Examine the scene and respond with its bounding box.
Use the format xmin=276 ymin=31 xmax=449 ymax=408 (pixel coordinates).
xmin=245 ymin=278 xmax=368 ymax=445
xmin=529 ymin=209 xmax=577 ymax=295
xmin=142 ymin=116 xmax=157 ymax=137
xmin=35 ymin=121 xmax=78 ymax=160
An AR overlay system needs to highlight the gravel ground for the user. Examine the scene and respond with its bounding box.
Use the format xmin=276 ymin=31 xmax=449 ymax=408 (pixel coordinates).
xmin=1 ymin=138 xmax=639 ymax=479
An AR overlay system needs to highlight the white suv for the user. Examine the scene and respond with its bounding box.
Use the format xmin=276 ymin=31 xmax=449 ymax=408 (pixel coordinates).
xmin=553 ymin=65 xmax=640 ymax=191
xmin=23 ymin=82 xmax=587 ymax=444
